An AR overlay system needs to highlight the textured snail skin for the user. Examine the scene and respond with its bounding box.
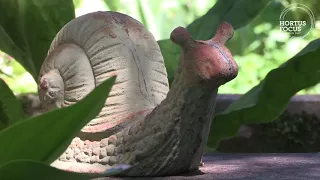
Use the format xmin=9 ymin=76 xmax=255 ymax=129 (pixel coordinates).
xmin=38 ymin=11 xmax=238 ymax=176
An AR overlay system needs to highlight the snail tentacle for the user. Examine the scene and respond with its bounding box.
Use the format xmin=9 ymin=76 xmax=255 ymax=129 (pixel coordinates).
xmin=39 ymin=11 xmax=169 ymax=134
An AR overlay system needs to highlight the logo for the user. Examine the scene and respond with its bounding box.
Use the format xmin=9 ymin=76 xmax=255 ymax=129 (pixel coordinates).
xmin=279 ymin=3 xmax=315 ymax=38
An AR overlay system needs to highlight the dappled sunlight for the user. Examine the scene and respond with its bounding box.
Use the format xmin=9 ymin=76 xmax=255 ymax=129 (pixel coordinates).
xmin=74 ymin=0 xmax=215 ymax=41
xmin=195 ymin=154 xmax=320 ymax=179
xmin=0 ymin=51 xmax=37 ymax=95
xmin=219 ymin=20 xmax=320 ymax=94
xmin=74 ymin=0 xmax=107 ymax=17
xmin=201 ymin=164 xmax=243 ymax=174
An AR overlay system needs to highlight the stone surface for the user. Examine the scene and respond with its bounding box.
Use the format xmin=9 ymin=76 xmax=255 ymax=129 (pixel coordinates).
xmin=96 ymin=153 xmax=320 ymax=180
xmin=215 ymin=94 xmax=320 ymax=118
xmin=215 ymin=94 xmax=320 ymax=153
xmin=217 ymin=112 xmax=320 ymax=153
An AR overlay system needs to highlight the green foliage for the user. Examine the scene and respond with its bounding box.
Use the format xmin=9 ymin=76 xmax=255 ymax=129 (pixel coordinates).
xmin=1 ymin=0 xmax=320 ymax=95
xmin=0 ymin=0 xmax=319 ymax=177
xmin=0 ymin=160 xmax=130 ymax=179
xmin=157 ymin=40 xmax=179 ymax=84
xmin=0 ymin=77 xmax=127 ymax=178
xmin=219 ymin=1 xmax=319 ymax=94
xmin=208 ymin=39 xmax=320 ymax=148
xmin=0 ymin=52 xmax=37 ymax=94
xmin=0 ymin=79 xmax=24 ymax=130
xmin=103 ymin=0 xmax=121 ymax=11
xmin=0 ymin=160 xmax=99 ymax=180
xmin=158 ymin=0 xmax=272 ymax=83
xmin=0 ymin=0 xmax=75 ymax=80
xmin=0 ymin=77 xmax=115 ymax=166
xmin=223 ymin=0 xmax=272 ymax=30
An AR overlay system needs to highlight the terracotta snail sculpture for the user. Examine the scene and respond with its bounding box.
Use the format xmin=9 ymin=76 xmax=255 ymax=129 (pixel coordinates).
xmin=38 ymin=11 xmax=238 ymax=176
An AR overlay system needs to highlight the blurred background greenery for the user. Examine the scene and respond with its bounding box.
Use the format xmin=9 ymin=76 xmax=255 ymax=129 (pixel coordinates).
xmin=0 ymin=0 xmax=319 ymax=95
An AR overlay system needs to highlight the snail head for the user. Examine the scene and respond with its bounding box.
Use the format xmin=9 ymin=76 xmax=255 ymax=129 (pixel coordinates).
xmin=170 ymin=21 xmax=238 ymax=88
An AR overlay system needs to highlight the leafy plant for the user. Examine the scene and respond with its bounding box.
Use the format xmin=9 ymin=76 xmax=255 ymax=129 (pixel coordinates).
xmin=0 ymin=0 xmax=319 ymax=178
xmin=155 ymin=0 xmax=320 ymax=149
xmin=158 ymin=0 xmax=272 ymax=83
xmin=0 ymin=77 xmax=130 ymax=178
xmin=0 ymin=160 xmax=129 ymax=180
xmin=0 ymin=0 xmax=75 ymax=80
xmin=0 ymin=79 xmax=24 ymax=130
xmin=208 ymin=38 xmax=320 ymax=148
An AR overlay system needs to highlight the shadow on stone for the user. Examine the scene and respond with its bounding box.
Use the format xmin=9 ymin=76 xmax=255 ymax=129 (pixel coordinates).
xmin=95 ymin=153 xmax=320 ymax=180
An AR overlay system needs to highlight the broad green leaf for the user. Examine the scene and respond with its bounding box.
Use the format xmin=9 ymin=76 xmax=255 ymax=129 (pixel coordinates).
xmin=0 ymin=160 xmax=131 ymax=179
xmin=0 ymin=0 xmax=75 ymax=80
xmin=223 ymin=0 xmax=272 ymax=30
xmin=0 ymin=69 xmax=13 ymax=78
xmin=0 ymin=76 xmax=116 ymax=166
xmin=185 ymin=0 xmax=233 ymax=40
xmin=157 ymin=40 xmax=178 ymax=84
xmin=0 ymin=160 xmax=99 ymax=180
xmin=158 ymin=0 xmax=272 ymax=83
xmin=208 ymin=39 xmax=320 ymax=148
xmin=0 ymin=79 xmax=24 ymax=130
xmin=103 ymin=0 xmax=121 ymax=11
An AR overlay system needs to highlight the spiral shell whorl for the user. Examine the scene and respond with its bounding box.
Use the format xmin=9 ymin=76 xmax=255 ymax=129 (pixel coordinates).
xmin=39 ymin=43 xmax=95 ymax=110
xmin=39 ymin=11 xmax=169 ymax=132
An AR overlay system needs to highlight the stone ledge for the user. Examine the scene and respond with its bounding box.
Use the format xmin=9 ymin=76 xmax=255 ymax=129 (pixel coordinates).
xmin=19 ymin=93 xmax=320 ymax=119
xmin=215 ymin=94 xmax=320 ymax=153
xmin=215 ymin=94 xmax=320 ymax=117
xmin=95 ymin=153 xmax=320 ymax=180
xmin=18 ymin=94 xmax=320 ymax=152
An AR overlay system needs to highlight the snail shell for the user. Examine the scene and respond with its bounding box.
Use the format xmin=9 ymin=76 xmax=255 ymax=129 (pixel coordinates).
xmin=38 ymin=11 xmax=169 ymax=133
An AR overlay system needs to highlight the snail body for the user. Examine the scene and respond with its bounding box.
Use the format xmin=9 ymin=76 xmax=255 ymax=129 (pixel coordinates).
xmin=38 ymin=11 xmax=238 ymax=176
